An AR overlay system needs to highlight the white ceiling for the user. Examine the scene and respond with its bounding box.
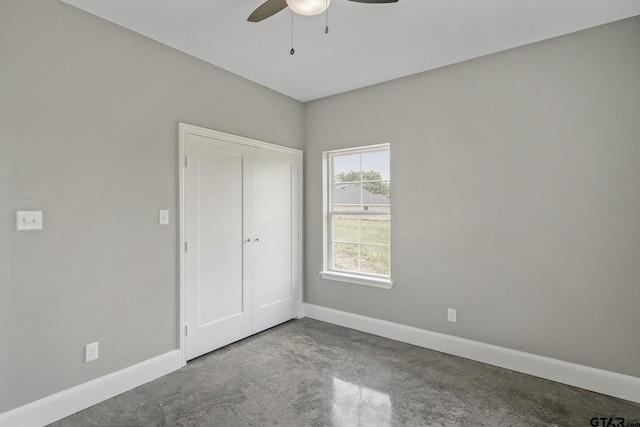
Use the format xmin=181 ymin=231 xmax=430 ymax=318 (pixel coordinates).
xmin=61 ymin=0 xmax=640 ymax=102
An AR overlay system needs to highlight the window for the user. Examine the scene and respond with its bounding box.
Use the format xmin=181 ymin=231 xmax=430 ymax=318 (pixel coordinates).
xmin=320 ymin=144 xmax=392 ymax=288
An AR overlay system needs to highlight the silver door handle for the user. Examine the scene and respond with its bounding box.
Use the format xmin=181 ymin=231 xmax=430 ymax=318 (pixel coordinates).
xmin=254 ymin=238 xmax=260 ymax=242
xmin=245 ymin=238 xmax=251 ymax=243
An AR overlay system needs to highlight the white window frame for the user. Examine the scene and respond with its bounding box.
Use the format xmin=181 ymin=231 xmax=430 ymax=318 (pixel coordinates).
xmin=319 ymin=143 xmax=393 ymax=289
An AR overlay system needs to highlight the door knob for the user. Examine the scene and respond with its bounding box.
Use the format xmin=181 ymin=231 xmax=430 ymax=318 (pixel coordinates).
xmin=254 ymin=238 xmax=260 ymax=242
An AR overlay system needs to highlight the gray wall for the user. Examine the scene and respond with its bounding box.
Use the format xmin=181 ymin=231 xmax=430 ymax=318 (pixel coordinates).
xmin=0 ymin=0 xmax=304 ymax=413
xmin=1 ymin=0 xmax=638 ymax=415
xmin=304 ymin=17 xmax=640 ymax=378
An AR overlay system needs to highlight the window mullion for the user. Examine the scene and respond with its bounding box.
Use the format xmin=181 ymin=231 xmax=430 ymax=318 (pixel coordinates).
xmin=329 ymin=211 xmax=387 ymax=216
xmin=358 ymin=153 xmax=363 ymax=273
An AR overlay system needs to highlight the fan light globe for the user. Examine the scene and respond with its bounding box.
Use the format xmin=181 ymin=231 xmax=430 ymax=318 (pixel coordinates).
xmin=286 ymin=0 xmax=330 ymax=16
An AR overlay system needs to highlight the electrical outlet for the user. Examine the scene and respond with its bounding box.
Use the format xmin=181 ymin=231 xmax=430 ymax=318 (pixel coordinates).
xmin=85 ymin=342 xmax=99 ymax=362
xmin=447 ymin=308 xmax=457 ymax=323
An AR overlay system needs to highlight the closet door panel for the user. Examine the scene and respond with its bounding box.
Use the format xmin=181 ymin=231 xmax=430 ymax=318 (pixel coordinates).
xmin=251 ymin=151 xmax=297 ymax=333
xmin=197 ymin=148 xmax=244 ymax=323
xmin=185 ymin=135 xmax=252 ymax=360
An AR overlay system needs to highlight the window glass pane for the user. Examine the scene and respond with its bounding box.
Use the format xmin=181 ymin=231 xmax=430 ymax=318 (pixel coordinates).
xmin=361 ymin=181 xmax=390 ymax=212
xmin=360 ymin=216 xmax=390 ymax=245
xmin=361 ymin=150 xmax=390 ymax=181
xmin=333 ymin=215 xmax=359 ymax=243
xmin=333 ymin=243 xmax=359 ymax=272
xmin=333 ymin=153 xmax=361 ymax=182
xmin=360 ymin=245 xmax=390 ymax=276
xmin=333 ymin=183 xmax=361 ymax=211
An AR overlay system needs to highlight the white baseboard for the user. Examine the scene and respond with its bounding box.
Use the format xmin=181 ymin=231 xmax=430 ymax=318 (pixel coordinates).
xmin=303 ymin=303 xmax=640 ymax=404
xmin=0 ymin=350 xmax=183 ymax=427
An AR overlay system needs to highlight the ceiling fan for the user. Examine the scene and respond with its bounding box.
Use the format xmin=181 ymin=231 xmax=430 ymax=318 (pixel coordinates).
xmin=248 ymin=0 xmax=398 ymax=23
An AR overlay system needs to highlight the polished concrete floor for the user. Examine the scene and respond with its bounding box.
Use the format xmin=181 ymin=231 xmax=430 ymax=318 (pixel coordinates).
xmin=50 ymin=318 xmax=640 ymax=426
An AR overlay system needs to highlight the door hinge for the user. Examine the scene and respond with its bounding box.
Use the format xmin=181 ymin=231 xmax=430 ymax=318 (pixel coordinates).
xmin=185 ymin=325 xmax=188 ymax=336
xmin=185 ymin=241 xmax=188 ymax=252
xmin=185 ymin=156 xmax=188 ymax=168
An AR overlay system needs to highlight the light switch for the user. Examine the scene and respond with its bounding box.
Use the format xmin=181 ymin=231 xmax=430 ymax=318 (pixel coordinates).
xmin=17 ymin=211 xmax=43 ymax=231
xmin=159 ymin=210 xmax=169 ymax=225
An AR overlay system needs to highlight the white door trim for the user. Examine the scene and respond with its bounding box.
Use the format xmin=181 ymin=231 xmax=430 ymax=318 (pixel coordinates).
xmin=178 ymin=123 xmax=303 ymax=366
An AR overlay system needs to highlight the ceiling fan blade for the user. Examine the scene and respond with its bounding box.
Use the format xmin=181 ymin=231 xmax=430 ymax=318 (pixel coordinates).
xmin=248 ymin=0 xmax=289 ymax=22
xmin=347 ymin=0 xmax=398 ymax=3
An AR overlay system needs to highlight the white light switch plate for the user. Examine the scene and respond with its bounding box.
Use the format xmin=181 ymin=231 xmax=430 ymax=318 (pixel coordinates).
xmin=159 ymin=210 xmax=169 ymax=225
xmin=447 ymin=308 xmax=457 ymax=322
xmin=17 ymin=211 xmax=43 ymax=231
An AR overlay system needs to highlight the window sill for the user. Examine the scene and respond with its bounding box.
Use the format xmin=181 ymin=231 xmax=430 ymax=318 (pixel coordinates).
xmin=319 ymin=271 xmax=393 ymax=289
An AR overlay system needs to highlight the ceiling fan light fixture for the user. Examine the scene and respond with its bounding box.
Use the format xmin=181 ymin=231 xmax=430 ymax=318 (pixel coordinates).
xmin=286 ymin=0 xmax=330 ymax=16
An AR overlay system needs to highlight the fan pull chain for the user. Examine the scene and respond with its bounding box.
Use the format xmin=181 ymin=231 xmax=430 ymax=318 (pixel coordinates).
xmin=290 ymin=10 xmax=295 ymax=55
xmin=325 ymin=0 xmax=329 ymax=34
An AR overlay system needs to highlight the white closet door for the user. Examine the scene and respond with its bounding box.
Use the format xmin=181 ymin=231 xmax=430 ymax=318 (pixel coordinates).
xmin=181 ymin=124 xmax=301 ymax=362
xmin=185 ymin=134 xmax=252 ymax=360
xmin=250 ymin=149 xmax=298 ymax=333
